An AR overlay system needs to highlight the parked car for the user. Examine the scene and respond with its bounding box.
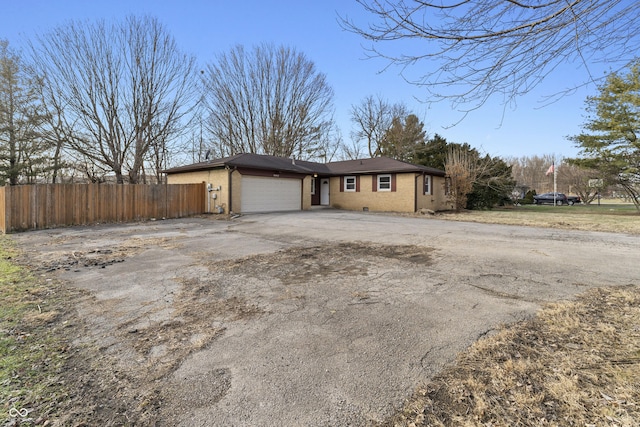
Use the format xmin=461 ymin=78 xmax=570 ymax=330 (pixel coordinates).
xmin=533 ymin=192 xmax=571 ymax=205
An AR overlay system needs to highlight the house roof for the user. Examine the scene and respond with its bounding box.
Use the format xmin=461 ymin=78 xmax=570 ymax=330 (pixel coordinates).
xmin=163 ymin=153 xmax=321 ymax=175
xmin=324 ymin=157 xmax=445 ymax=176
xmin=163 ymin=153 xmax=445 ymax=176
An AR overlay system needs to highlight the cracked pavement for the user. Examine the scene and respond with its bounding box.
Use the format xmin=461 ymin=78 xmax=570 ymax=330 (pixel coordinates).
xmin=13 ymin=210 xmax=640 ymax=426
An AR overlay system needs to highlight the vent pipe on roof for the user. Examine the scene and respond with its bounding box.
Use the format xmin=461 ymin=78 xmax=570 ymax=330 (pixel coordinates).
xmin=292 ymin=158 xmax=296 ymax=165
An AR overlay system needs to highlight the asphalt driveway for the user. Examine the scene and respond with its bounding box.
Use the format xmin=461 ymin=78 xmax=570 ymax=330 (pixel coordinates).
xmin=13 ymin=210 xmax=640 ymax=426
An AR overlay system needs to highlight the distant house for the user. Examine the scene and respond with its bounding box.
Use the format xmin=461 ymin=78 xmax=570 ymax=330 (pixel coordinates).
xmin=163 ymin=153 xmax=448 ymax=214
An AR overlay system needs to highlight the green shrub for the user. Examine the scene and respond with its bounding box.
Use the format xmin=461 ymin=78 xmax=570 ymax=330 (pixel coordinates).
xmin=521 ymin=190 xmax=537 ymax=205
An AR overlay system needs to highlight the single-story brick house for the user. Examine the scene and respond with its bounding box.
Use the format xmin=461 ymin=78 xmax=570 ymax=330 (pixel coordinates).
xmin=163 ymin=153 xmax=449 ymax=214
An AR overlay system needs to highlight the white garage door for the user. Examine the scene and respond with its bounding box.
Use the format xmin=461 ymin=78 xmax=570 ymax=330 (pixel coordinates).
xmin=241 ymin=176 xmax=302 ymax=213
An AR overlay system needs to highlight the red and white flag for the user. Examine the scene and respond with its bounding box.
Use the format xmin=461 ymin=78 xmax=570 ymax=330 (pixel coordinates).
xmin=545 ymin=164 xmax=555 ymax=176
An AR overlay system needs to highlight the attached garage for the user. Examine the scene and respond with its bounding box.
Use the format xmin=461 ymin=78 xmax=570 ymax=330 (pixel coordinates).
xmin=240 ymin=176 xmax=302 ymax=213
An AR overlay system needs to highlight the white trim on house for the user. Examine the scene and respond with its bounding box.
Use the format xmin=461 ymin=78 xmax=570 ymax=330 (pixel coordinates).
xmin=424 ymin=175 xmax=432 ymax=195
xmin=344 ymin=176 xmax=356 ymax=192
xmin=377 ymin=174 xmax=392 ymax=191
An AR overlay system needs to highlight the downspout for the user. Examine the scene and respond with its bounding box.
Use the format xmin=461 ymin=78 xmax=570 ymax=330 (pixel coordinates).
xmin=414 ymin=173 xmax=421 ymax=213
xmin=207 ymin=170 xmax=212 ymax=214
xmin=227 ymin=166 xmax=235 ymax=214
xmin=206 ymin=181 xmax=210 ymax=214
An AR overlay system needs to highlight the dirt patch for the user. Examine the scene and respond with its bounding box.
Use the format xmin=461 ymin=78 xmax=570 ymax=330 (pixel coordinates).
xmin=30 ymin=237 xmax=183 ymax=273
xmin=123 ymin=278 xmax=261 ymax=361
xmin=205 ymin=242 xmax=435 ymax=285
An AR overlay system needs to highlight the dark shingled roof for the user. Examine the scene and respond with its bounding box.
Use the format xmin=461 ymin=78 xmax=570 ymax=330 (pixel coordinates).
xmin=162 ymin=153 xmax=320 ymax=175
xmin=324 ymin=157 xmax=444 ymax=176
xmin=163 ymin=153 xmax=444 ymax=176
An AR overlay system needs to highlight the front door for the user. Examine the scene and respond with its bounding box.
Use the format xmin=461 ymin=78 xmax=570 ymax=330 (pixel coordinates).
xmin=320 ymin=179 xmax=330 ymax=206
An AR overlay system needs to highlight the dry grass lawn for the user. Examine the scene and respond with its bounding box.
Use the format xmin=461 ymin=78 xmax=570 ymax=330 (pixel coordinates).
xmin=382 ymin=286 xmax=640 ymax=426
xmin=0 ymin=238 xmax=74 ymax=425
xmin=439 ymin=203 xmax=640 ymax=235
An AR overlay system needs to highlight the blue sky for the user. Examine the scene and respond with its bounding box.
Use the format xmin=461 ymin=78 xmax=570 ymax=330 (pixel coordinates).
xmin=3 ymin=0 xmax=604 ymax=160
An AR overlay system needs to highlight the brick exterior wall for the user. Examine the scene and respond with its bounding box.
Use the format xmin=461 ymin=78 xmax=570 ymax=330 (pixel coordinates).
xmin=328 ymin=173 xmax=449 ymax=213
xmin=416 ymin=175 xmax=451 ymax=212
xmin=166 ymin=168 xmax=448 ymax=214
xmin=167 ymin=168 xmax=230 ymax=214
xmin=302 ymin=176 xmax=312 ymax=210
xmin=329 ymin=173 xmax=414 ymax=213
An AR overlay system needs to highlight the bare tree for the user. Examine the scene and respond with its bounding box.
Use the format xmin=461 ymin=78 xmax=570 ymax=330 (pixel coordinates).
xmin=350 ymin=95 xmax=407 ymax=157
xmin=507 ymin=155 xmax=559 ymax=194
xmin=341 ymin=138 xmax=366 ymax=160
xmin=316 ymin=124 xmax=342 ymax=163
xmin=342 ymin=1 xmax=640 ymax=110
xmin=557 ymin=163 xmax=600 ymax=204
xmin=445 ymin=146 xmax=510 ymax=211
xmin=507 ymin=154 xmax=606 ymax=202
xmin=445 ymin=146 xmax=475 ymax=211
xmin=29 ymin=16 xmax=197 ymax=183
xmin=203 ymin=44 xmax=335 ymax=160
xmin=37 ymin=93 xmax=69 ymax=183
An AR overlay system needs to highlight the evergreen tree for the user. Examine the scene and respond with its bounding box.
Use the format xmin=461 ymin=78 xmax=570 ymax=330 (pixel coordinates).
xmin=413 ymin=133 xmax=448 ymax=170
xmin=0 ymin=40 xmax=48 ymax=185
xmin=467 ymin=155 xmax=515 ymax=210
xmin=569 ymin=61 xmax=640 ymax=212
xmin=379 ymin=114 xmax=426 ymax=162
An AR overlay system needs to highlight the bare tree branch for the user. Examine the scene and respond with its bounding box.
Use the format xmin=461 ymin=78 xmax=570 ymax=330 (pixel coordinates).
xmin=350 ymin=95 xmax=408 ymax=157
xmin=341 ymin=1 xmax=640 ymax=110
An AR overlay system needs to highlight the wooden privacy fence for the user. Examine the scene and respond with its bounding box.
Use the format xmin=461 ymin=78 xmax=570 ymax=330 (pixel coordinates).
xmin=0 ymin=183 xmax=207 ymax=234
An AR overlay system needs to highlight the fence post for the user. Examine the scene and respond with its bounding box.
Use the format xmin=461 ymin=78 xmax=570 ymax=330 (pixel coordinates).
xmin=5 ymin=186 xmax=11 ymax=233
xmin=0 ymin=187 xmax=6 ymax=234
xmin=31 ymin=185 xmax=37 ymax=230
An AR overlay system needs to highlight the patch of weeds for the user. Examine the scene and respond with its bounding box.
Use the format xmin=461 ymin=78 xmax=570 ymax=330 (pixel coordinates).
xmin=0 ymin=236 xmax=72 ymax=425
